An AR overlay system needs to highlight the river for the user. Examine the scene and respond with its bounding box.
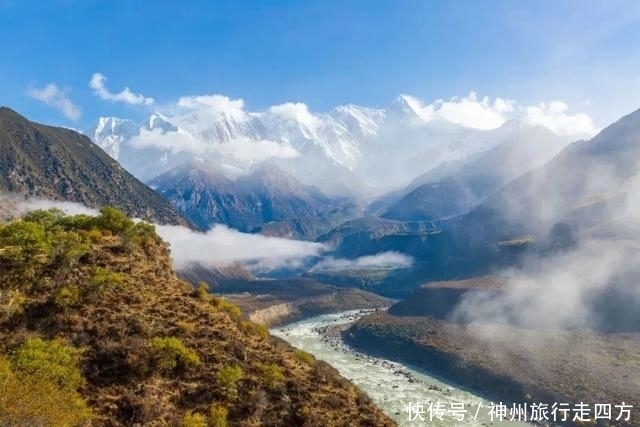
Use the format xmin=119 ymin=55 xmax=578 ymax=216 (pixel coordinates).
xmin=272 ymin=310 xmax=532 ymax=427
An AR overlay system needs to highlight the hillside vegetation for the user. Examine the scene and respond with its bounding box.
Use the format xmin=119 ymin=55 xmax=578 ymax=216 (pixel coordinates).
xmin=0 ymin=207 xmax=394 ymax=426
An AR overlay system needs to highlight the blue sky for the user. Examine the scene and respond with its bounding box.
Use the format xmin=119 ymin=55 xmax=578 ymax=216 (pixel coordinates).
xmin=2 ymin=0 xmax=640 ymax=129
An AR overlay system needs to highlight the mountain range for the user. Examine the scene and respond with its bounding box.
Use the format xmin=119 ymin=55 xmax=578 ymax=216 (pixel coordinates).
xmin=4 ymin=102 xmax=637 ymax=288
xmin=340 ymin=108 xmax=640 ymax=291
xmin=89 ymin=95 xmax=586 ymax=197
xmin=334 ymin=109 xmax=640 ymax=427
xmin=85 ymin=96 xmax=588 ymax=238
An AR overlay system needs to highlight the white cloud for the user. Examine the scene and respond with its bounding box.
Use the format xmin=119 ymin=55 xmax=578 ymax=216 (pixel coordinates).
xmin=129 ymin=127 xmax=206 ymax=155
xmin=26 ymin=83 xmax=81 ymax=121
xmin=398 ymin=92 xmax=596 ymax=137
xmin=128 ymin=127 xmax=299 ymax=166
xmin=177 ymin=94 xmax=244 ymax=113
xmin=11 ymin=198 xmax=325 ymax=272
xmin=268 ymin=102 xmax=322 ymax=129
xmin=311 ymin=251 xmax=413 ymax=271
xmin=523 ymin=101 xmax=596 ymax=136
xmin=433 ymin=92 xmax=515 ymax=129
xmin=451 ymin=239 xmax=640 ymax=332
xmin=400 ymin=92 xmax=514 ymax=130
xmin=15 ymin=199 xmax=98 ymax=216
xmin=89 ymin=73 xmax=154 ymax=106
xmin=156 ymin=224 xmax=325 ymax=270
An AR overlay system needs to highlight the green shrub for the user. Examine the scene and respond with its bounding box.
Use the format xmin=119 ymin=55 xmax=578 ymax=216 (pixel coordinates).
xmin=50 ymin=230 xmax=89 ymax=268
xmin=258 ymin=363 xmax=285 ymax=390
xmin=150 ymin=337 xmax=200 ymax=372
xmin=0 ymin=211 xmax=90 ymax=286
xmin=85 ymin=267 xmax=124 ymax=299
xmin=208 ymin=404 xmax=228 ymax=427
xmin=293 ymin=349 xmax=315 ymax=365
xmin=0 ymin=220 xmax=51 ymax=266
xmin=21 ymin=208 xmax=67 ymax=229
xmin=216 ymin=365 xmax=244 ymax=397
xmin=11 ymin=338 xmax=84 ymax=390
xmin=86 ymin=228 xmax=103 ymax=242
xmin=239 ymin=320 xmax=269 ymax=339
xmin=0 ymin=355 xmax=92 ymax=426
xmin=182 ymin=411 xmax=207 ymax=427
xmin=54 ymin=285 xmax=80 ymax=308
xmin=195 ymin=282 xmax=212 ymax=302
xmin=58 ymin=213 xmax=97 ymax=231
xmin=217 ymin=299 xmax=242 ymax=319
xmin=95 ymin=206 xmax=134 ymax=233
xmin=123 ymin=221 xmax=159 ymax=247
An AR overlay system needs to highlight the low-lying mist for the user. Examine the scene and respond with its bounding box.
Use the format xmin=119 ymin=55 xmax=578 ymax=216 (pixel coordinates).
xmin=451 ymin=238 xmax=640 ymax=332
xmin=155 ymin=224 xmax=326 ymax=271
xmin=11 ymin=198 xmax=413 ymax=276
xmin=310 ymin=251 xmax=413 ymax=271
xmin=451 ymin=132 xmax=640 ymax=333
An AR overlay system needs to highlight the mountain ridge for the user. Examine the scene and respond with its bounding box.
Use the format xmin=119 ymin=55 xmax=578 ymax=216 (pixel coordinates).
xmin=88 ymin=96 xmax=590 ymax=195
xmin=0 ymin=107 xmax=191 ymax=227
xmin=149 ymin=160 xmax=346 ymax=235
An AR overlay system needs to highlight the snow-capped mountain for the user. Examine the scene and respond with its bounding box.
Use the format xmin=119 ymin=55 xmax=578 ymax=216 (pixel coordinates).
xmin=89 ymin=95 xmax=589 ymax=196
xmin=91 ymin=117 xmax=137 ymax=159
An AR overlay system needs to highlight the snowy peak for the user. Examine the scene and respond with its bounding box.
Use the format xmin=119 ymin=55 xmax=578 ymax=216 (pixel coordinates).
xmin=93 ymin=116 xmax=137 ymax=138
xmin=330 ymin=104 xmax=385 ymax=138
xmin=171 ymin=107 xmax=256 ymax=143
xmin=387 ymin=94 xmax=428 ymax=121
xmin=146 ymin=112 xmax=179 ymax=132
xmin=90 ymin=117 xmax=137 ymax=159
xmin=86 ymin=94 xmax=593 ymax=195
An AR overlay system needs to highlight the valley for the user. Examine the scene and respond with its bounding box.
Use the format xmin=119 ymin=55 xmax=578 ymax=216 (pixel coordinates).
xmin=4 ymin=4 xmax=640 ymax=426
xmin=4 ymin=102 xmax=640 ymax=425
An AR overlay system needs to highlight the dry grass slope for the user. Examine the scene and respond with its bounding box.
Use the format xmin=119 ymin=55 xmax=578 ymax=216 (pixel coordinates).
xmin=0 ymin=208 xmax=394 ymax=426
